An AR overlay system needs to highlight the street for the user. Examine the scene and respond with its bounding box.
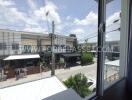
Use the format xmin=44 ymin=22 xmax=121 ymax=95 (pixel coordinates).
xmin=55 ymin=63 xmax=97 ymax=81
xmin=0 ymin=63 xmax=97 ymax=88
xmin=0 ymin=62 xmax=118 ymax=88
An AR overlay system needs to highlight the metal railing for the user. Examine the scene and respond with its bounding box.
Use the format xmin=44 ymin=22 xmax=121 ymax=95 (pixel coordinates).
xmin=105 ymin=73 xmax=119 ymax=83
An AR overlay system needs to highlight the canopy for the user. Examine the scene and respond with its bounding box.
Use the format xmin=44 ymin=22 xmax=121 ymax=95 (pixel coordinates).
xmin=61 ymin=53 xmax=81 ymax=58
xmin=105 ymin=60 xmax=119 ymax=67
xmin=3 ymin=54 xmax=40 ymax=60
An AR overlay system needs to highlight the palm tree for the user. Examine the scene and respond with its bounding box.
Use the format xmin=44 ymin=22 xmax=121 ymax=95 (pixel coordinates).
xmin=64 ymin=73 xmax=91 ymax=98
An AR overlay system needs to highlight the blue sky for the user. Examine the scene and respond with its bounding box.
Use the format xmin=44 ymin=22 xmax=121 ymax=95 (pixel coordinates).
xmin=0 ymin=0 xmax=121 ymax=42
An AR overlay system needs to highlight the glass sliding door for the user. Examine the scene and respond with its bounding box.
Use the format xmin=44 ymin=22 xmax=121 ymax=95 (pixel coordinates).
xmin=52 ymin=0 xmax=99 ymax=98
xmin=104 ymin=0 xmax=126 ymax=89
xmin=96 ymin=0 xmax=106 ymax=97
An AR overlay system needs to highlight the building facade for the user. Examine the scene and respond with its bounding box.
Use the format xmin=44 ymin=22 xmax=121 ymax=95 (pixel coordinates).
xmin=0 ymin=29 xmax=75 ymax=58
xmin=79 ymin=41 xmax=120 ymax=60
xmin=79 ymin=41 xmax=120 ymax=53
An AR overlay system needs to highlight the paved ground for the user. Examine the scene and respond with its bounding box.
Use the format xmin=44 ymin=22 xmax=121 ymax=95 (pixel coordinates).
xmin=56 ymin=63 xmax=97 ymax=81
xmin=0 ymin=60 xmax=118 ymax=88
xmin=0 ymin=63 xmax=97 ymax=88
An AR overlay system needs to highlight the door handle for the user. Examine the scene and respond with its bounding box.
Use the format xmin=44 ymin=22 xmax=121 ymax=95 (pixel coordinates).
xmin=99 ymin=22 xmax=105 ymax=34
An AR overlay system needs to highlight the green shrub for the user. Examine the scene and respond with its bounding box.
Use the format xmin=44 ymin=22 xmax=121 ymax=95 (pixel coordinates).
xmin=63 ymin=73 xmax=91 ymax=98
xmin=81 ymin=52 xmax=93 ymax=65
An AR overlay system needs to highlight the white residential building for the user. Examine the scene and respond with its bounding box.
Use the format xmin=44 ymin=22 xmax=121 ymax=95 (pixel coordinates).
xmin=0 ymin=29 xmax=75 ymax=58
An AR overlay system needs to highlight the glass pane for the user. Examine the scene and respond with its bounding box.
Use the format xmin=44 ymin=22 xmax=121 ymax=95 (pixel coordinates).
xmin=0 ymin=2 xmax=52 ymax=89
xmin=0 ymin=0 xmax=98 ymax=99
xmin=53 ymin=0 xmax=98 ymax=98
xmin=104 ymin=0 xmax=121 ymax=88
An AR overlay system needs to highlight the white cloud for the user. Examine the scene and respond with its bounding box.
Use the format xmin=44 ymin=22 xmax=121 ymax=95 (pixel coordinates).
xmin=27 ymin=16 xmax=38 ymax=26
xmin=74 ymin=11 xmax=98 ymax=25
xmin=0 ymin=0 xmax=61 ymax=33
xmin=34 ymin=1 xmax=61 ymax=24
xmin=106 ymin=11 xmax=120 ymax=26
xmin=24 ymin=24 xmax=47 ymax=33
xmin=71 ymin=28 xmax=84 ymax=34
xmin=0 ymin=0 xmax=15 ymax=6
xmin=70 ymin=28 xmax=85 ymax=41
xmin=105 ymin=11 xmax=121 ymax=41
xmin=0 ymin=0 xmax=120 ymax=43
xmin=27 ymin=0 xmax=37 ymax=10
xmin=8 ymin=8 xmax=26 ymax=21
xmin=66 ymin=16 xmax=72 ymax=20
xmin=0 ymin=1 xmax=43 ymax=33
xmin=3 ymin=7 xmax=38 ymax=26
xmin=0 ymin=7 xmax=24 ymax=23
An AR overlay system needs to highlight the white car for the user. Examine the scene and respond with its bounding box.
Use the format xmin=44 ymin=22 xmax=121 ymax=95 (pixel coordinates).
xmin=87 ymin=79 xmax=96 ymax=92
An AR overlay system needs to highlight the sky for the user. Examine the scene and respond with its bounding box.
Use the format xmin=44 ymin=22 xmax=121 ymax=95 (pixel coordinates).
xmin=0 ymin=0 xmax=121 ymax=43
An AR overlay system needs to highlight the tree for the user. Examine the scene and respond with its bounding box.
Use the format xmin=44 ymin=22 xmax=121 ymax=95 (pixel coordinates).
xmin=84 ymin=39 xmax=92 ymax=52
xmin=64 ymin=73 xmax=91 ymax=98
xmin=81 ymin=52 xmax=94 ymax=65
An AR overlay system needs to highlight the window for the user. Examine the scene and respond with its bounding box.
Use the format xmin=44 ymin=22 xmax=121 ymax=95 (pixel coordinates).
xmin=0 ymin=43 xmax=6 ymax=50
xmin=53 ymin=0 xmax=98 ymax=98
xmin=47 ymin=46 xmax=51 ymax=52
xmin=0 ymin=0 xmax=129 ymax=100
xmin=12 ymin=43 xmax=19 ymax=50
xmin=24 ymin=45 xmax=32 ymax=53
xmin=104 ymin=0 xmax=122 ymax=88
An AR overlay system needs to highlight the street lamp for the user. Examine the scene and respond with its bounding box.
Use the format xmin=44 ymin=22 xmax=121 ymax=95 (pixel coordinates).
xmin=45 ymin=10 xmax=56 ymax=76
xmin=49 ymin=22 xmax=56 ymax=76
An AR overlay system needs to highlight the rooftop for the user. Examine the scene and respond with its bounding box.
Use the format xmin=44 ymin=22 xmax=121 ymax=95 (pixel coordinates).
xmin=0 ymin=76 xmax=67 ymax=100
xmin=0 ymin=29 xmax=76 ymax=40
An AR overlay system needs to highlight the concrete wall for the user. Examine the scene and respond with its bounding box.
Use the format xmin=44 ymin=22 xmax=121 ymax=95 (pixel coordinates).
xmin=66 ymin=41 xmax=73 ymax=47
xmin=41 ymin=36 xmax=74 ymax=53
xmin=0 ymin=30 xmax=21 ymax=56
xmin=0 ymin=29 xmax=75 ymax=56
xmin=41 ymin=39 xmax=51 ymax=46
xmin=21 ymin=39 xmax=38 ymax=53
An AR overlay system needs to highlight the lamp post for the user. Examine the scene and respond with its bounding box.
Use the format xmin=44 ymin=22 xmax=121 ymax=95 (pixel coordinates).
xmin=49 ymin=21 xmax=56 ymax=76
xmin=45 ymin=11 xmax=56 ymax=76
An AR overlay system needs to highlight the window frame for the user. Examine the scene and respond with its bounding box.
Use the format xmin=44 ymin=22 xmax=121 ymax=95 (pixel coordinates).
xmin=96 ymin=0 xmax=106 ymax=97
xmin=103 ymin=0 xmax=130 ymax=91
xmin=86 ymin=0 xmax=130 ymax=99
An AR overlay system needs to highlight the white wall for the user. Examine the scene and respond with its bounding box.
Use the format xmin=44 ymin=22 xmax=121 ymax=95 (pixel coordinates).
xmin=0 ymin=30 xmax=21 ymax=56
xmin=54 ymin=36 xmax=66 ymax=53
xmin=0 ymin=30 xmax=74 ymax=56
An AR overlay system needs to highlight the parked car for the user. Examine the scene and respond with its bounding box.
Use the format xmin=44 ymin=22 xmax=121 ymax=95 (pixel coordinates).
xmin=87 ymin=79 xmax=96 ymax=92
